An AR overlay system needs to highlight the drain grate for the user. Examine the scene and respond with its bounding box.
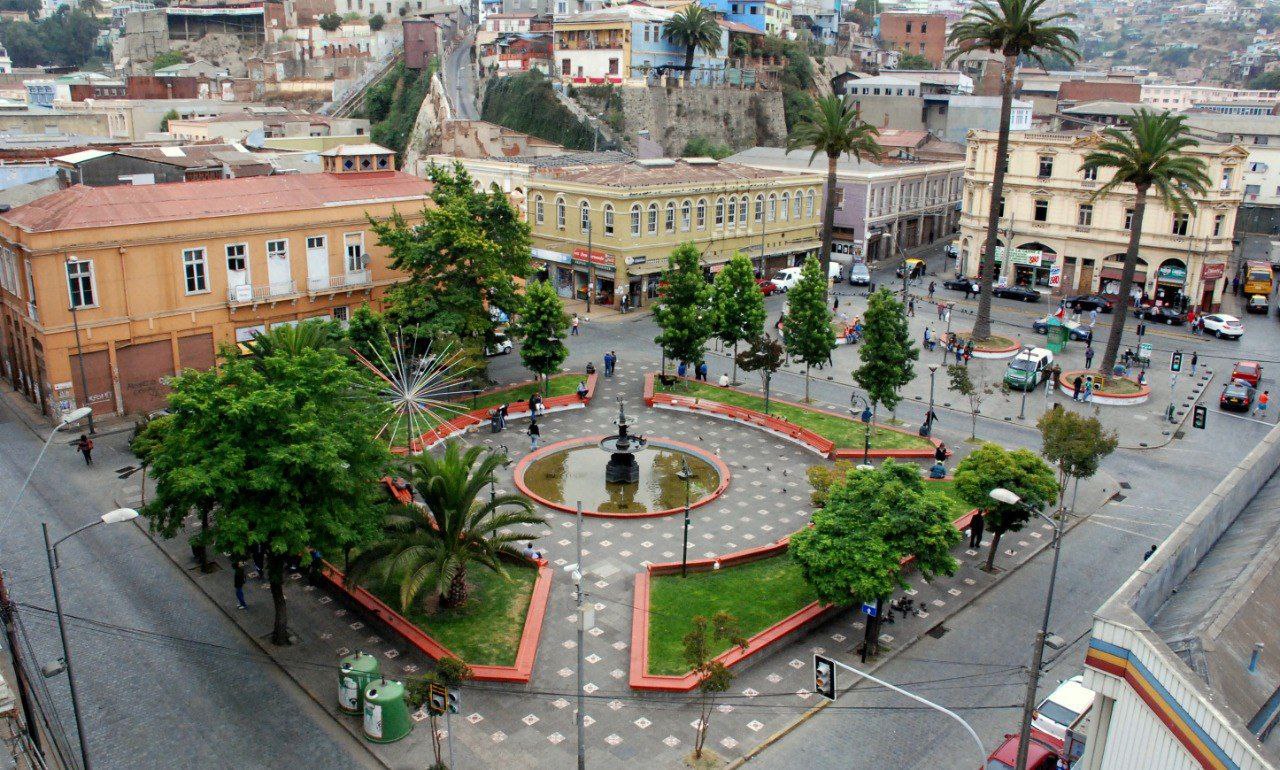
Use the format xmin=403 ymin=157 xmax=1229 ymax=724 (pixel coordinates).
xmin=1174 ymin=431 xmax=1186 ymax=439
xmin=926 ymin=624 xmax=948 ymax=639
xmin=1119 ymin=481 xmax=1132 ymax=490
xmin=1113 ymin=493 xmax=1127 ymax=502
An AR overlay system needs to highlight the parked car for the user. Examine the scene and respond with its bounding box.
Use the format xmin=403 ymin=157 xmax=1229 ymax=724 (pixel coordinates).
xmin=895 ymin=258 xmax=926 ymax=279
xmin=756 ymin=278 xmax=779 ymax=296
xmin=485 ymin=332 xmax=513 ymax=357
xmin=1063 ymin=294 xmax=1114 ymax=313
xmin=827 ymin=261 xmax=843 ymax=281
xmin=770 ymin=267 xmax=802 ymax=292
xmin=1004 ymin=347 xmax=1054 ymax=391
xmin=993 ymin=285 xmax=1041 ymax=302
xmin=1220 ymin=379 xmax=1257 ymax=412
xmin=1135 ymin=305 xmax=1185 ymax=325
xmin=1202 ymin=314 xmax=1245 ymax=339
xmin=985 ymin=733 xmax=1060 ymax=770
xmin=1032 ymin=315 xmax=1092 ymax=341
xmin=1247 ymin=294 xmax=1270 ymax=314
xmin=847 ymin=262 xmax=871 ymax=286
xmin=943 ymin=276 xmax=980 ymax=293
xmin=1231 ymin=360 xmax=1263 ymax=387
xmin=1032 ymin=676 xmax=1095 ymax=747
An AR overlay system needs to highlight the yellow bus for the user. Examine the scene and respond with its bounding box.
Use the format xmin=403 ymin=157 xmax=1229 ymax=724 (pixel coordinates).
xmin=1243 ymin=260 xmax=1274 ymax=297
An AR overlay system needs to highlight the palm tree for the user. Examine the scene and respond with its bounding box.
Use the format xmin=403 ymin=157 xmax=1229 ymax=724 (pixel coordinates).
xmin=947 ymin=0 xmax=1078 ymax=341
xmin=245 ymin=319 xmax=343 ymax=362
xmin=787 ymin=95 xmax=883 ymax=303
xmin=663 ymin=3 xmax=722 ymax=83
xmin=348 ymin=444 xmax=545 ymax=612
xmin=1080 ymin=110 xmax=1210 ymax=375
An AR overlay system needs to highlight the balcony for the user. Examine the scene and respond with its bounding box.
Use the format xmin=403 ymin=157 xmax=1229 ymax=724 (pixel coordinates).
xmin=307 ymin=270 xmax=372 ymax=294
xmin=227 ymin=280 xmax=297 ymax=305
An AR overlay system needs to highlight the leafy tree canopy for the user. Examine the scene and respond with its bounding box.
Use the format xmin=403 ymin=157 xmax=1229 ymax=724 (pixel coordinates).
xmin=896 ymin=52 xmax=933 ymax=69
xmin=509 ymin=279 xmax=569 ymax=385
xmin=654 ymin=242 xmax=713 ymax=366
xmin=1 ymin=8 xmax=102 ymax=67
xmin=953 ymin=443 xmax=1058 ymax=569
xmin=852 ymin=288 xmax=918 ymax=413
xmin=784 ymin=255 xmax=836 ymax=373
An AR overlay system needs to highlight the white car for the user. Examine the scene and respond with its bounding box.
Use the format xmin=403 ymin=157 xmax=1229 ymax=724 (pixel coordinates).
xmin=485 ymin=332 xmax=513 ymax=356
xmin=770 ymin=267 xmax=803 ymax=292
xmin=1031 ymin=676 xmax=1095 ymax=745
xmin=1202 ymin=313 xmax=1245 ymax=340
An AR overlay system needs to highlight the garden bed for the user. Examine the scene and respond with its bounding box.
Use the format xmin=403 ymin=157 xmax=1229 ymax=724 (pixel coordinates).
xmin=1059 ymin=369 xmax=1151 ymax=405
xmin=957 ymin=332 xmax=1021 ymax=359
xmin=646 ymin=375 xmax=939 ymax=459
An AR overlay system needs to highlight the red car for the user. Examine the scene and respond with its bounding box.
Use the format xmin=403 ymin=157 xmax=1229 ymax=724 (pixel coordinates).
xmin=1232 ymin=360 xmax=1263 ymax=387
xmin=756 ymin=278 xmax=779 ymax=296
xmin=985 ymin=733 xmax=1060 ymax=770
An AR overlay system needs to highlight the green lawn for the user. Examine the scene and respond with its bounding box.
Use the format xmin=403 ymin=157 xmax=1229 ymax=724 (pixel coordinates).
xmin=368 ymin=564 xmax=539 ymax=667
xmin=647 ymin=556 xmax=818 ymax=676
xmin=922 ymin=479 xmax=976 ymax=519
xmin=655 ymin=379 xmax=934 ymax=451
xmin=401 ymin=373 xmax=582 ymax=441
xmin=963 ymin=334 xmax=1017 ymax=350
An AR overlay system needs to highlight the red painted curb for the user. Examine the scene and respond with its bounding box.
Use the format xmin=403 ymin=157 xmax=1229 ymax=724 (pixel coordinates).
xmin=318 ymin=560 xmax=552 ymax=683
xmin=512 ymin=435 xmax=732 ymax=518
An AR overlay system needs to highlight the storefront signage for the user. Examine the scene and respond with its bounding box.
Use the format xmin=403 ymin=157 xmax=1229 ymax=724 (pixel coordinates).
xmin=1157 ymin=264 xmax=1187 ymax=283
xmin=995 ymin=246 xmax=1055 ymax=266
xmin=1048 ymin=264 xmax=1062 ymax=288
xmin=1202 ymin=262 xmax=1227 ymax=281
xmin=235 ymin=324 xmax=266 ymax=342
xmin=533 ymin=247 xmax=572 ymax=265
xmin=624 ymin=256 xmax=647 ymax=266
xmin=572 ymin=248 xmax=612 ymax=268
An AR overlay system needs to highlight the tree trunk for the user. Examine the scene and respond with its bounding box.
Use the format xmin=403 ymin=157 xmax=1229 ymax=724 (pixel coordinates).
xmin=862 ymin=597 xmax=885 ymax=659
xmin=197 ymin=509 xmax=212 ymax=572
xmin=970 ymin=408 xmax=977 ymax=440
xmin=429 ymin=714 xmax=443 ymax=767
xmin=694 ymin=697 xmax=710 ymax=758
xmin=973 ymin=53 xmax=1019 ymax=342
xmin=821 ymin=154 xmax=838 ymax=306
xmin=764 ymin=371 xmax=772 ymax=414
xmin=684 ymin=46 xmax=695 ymax=81
xmin=544 ymin=372 xmax=549 ymax=396
xmin=443 ymin=565 xmax=469 ymax=608
xmin=804 ymin=364 xmax=811 ymax=402
xmin=1100 ymin=185 xmax=1149 ymax=375
xmin=730 ymin=342 xmax=738 ymax=385
xmin=139 ymin=464 xmax=148 ymax=506
xmin=268 ymin=553 xmax=291 ymax=646
xmin=985 ymin=530 xmax=1003 ymax=572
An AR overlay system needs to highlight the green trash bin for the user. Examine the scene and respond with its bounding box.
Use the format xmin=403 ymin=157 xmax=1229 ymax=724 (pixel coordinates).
xmin=338 ymin=652 xmax=381 ymax=716
xmin=363 ymin=678 xmax=413 ymax=744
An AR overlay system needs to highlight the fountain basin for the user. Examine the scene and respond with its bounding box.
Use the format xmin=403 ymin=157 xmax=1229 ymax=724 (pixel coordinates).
xmin=513 ymin=436 xmax=730 ymax=518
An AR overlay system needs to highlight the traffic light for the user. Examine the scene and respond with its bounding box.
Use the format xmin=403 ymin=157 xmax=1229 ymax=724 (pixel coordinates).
xmin=447 ymin=688 xmax=460 ymax=714
xmin=1193 ymin=404 xmax=1207 ymax=430
xmin=1171 ymin=351 xmax=1183 ymax=373
xmin=427 ymin=683 xmax=448 ymax=716
xmin=814 ymin=655 xmax=836 ymax=701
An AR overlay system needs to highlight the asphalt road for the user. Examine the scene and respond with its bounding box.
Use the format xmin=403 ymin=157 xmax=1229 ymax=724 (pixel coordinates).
xmin=444 ymin=31 xmax=480 ymax=120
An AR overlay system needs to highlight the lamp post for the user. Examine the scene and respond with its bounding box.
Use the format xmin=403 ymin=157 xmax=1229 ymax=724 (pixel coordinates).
xmin=1018 ymin=345 xmax=1032 ymax=420
xmin=489 ymin=445 xmax=509 ymax=504
xmin=925 ymin=364 xmax=938 ymax=435
xmin=849 ymin=394 xmax=872 ymax=467
xmin=677 ymin=460 xmax=693 ymax=577
xmin=43 ymin=507 xmax=140 ymax=770
xmin=939 ymin=302 xmax=954 ymax=366
xmin=0 ymin=405 xmax=92 ymax=755
xmin=990 ymin=487 xmax=1063 ymax=770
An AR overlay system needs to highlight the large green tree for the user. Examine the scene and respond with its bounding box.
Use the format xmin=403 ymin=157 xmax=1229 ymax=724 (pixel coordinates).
xmin=1037 ymin=407 xmax=1117 ymax=512
xmin=662 ymin=2 xmax=722 ymax=81
xmin=853 ymin=288 xmax=918 ymax=420
xmin=371 ymin=163 xmax=532 ymax=362
xmin=784 ymin=255 xmax=837 ymax=401
xmin=145 ymin=336 xmax=392 ymax=645
xmin=711 ymin=252 xmax=766 ymax=385
xmin=947 ymin=0 xmax=1078 ymax=341
xmin=347 ymin=444 xmax=544 ymax=610
xmin=654 ymin=242 xmax=713 ymax=373
xmin=790 ymin=461 xmax=960 ymax=659
xmin=509 ymin=279 xmax=569 ymax=393
xmin=787 ymin=96 xmax=883 ymax=303
xmin=347 ymin=304 xmax=392 ymax=365
xmin=953 ymin=444 xmax=1058 ymax=571
xmin=1080 ymin=110 xmax=1210 ymax=373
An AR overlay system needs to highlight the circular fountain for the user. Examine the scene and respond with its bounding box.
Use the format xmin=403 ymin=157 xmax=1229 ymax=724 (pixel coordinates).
xmin=513 ymin=398 xmax=730 ymax=518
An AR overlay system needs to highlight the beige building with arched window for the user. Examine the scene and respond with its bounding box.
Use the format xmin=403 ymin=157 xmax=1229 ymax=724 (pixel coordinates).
xmin=957 ymin=129 xmax=1246 ymax=311
xmin=525 ymin=157 xmax=821 ymax=309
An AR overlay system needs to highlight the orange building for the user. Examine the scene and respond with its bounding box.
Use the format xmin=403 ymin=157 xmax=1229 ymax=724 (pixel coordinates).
xmin=0 ymin=144 xmax=431 ymax=421
xmin=878 ymin=13 xmax=947 ymax=67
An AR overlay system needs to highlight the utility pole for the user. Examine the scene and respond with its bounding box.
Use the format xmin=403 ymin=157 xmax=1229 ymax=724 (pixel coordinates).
xmin=1013 ymin=508 xmax=1064 ymax=770
xmin=574 ymin=501 xmax=586 ymax=770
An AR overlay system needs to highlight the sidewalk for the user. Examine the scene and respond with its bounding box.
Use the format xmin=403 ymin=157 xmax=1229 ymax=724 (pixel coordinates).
xmin=559 ymin=296 xmax=653 ymax=325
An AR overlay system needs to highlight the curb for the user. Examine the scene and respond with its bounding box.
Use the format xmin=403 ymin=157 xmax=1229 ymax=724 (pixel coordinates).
xmin=727 ymin=474 xmax=1120 ymax=768
xmin=1118 ymin=369 xmax=1216 ymax=451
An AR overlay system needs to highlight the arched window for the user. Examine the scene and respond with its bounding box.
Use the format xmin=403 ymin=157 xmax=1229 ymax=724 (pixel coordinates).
xmin=715 ymin=196 xmax=725 ymax=227
xmin=555 ymin=196 xmax=565 ymax=229
xmin=767 ymin=194 xmax=777 ymax=222
xmin=754 ymin=194 xmax=763 ymax=223
xmin=792 ymin=191 xmax=802 ymax=219
xmin=647 ymin=203 xmax=658 ymax=235
xmin=738 ymin=196 xmax=748 ymax=225
xmin=580 ymin=200 xmax=590 ymax=233
xmin=681 ymin=199 xmax=692 ymax=231
xmin=696 ymin=198 xmax=707 ymax=229
xmin=805 ymin=189 xmax=815 ymax=217
xmin=534 ymin=194 xmax=544 ymax=225
xmin=780 ymin=192 xmax=790 ymax=220
xmin=727 ymin=195 xmax=737 ymax=227
xmin=631 ymin=204 xmax=641 ymax=237
xmin=665 ymin=201 xmax=676 ymax=233
xmin=603 ymin=203 xmax=615 ymax=235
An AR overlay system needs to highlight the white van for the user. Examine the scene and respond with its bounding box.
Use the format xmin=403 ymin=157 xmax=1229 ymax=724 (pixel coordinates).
xmin=828 ymin=261 xmax=842 ymax=281
xmin=1031 ymin=676 xmax=1095 ymax=745
xmin=771 ymin=267 xmax=803 ymax=292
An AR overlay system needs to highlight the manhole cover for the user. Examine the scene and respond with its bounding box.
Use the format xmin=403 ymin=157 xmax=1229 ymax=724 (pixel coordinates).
xmin=926 ymin=624 xmax=948 ymax=639
xmin=1174 ymin=431 xmax=1186 ymax=439
xmin=1119 ymin=481 xmax=1132 ymax=490
xmin=1113 ymin=494 xmax=1127 ymax=502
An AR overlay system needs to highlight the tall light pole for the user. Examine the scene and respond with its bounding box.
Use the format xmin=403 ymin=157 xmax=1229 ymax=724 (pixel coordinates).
xmin=925 ymin=364 xmax=938 ymax=436
xmin=0 ymin=405 xmax=92 ymax=755
xmin=677 ymin=460 xmax=693 ymax=577
xmin=44 ymin=507 xmax=141 ymax=770
xmin=489 ymin=445 xmax=509 ymax=504
xmin=1018 ymin=345 xmax=1032 ymax=420
xmin=849 ymin=395 xmax=872 ymax=467
xmin=939 ymin=302 xmax=954 ymax=366
xmin=990 ymin=487 xmax=1062 ymax=770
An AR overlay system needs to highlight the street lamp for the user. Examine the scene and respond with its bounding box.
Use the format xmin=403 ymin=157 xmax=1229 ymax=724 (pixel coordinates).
xmin=1018 ymin=346 xmax=1032 ymax=420
xmin=939 ymin=302 xmax=954 ymax=366
xmin=924 ymin=364 xmax=938 ymax=436
xmin=989 ymin=487 xmax=1063 ymax=770
xmin=489 ymin=445 xmax=510 ymax=504
xmin=849 ymin=394 xmax=873 ymax=467
xmin=43 ymin=507 xmax=140 ymax=770
xmin=677 ymin=460 xmax=693 ymax=577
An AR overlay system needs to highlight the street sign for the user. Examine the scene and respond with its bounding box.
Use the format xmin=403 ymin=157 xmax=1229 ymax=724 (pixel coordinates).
xmin=1193 ymin=404 xmax=1208 ymax=430
xmin=861 ymin=602 xmax=877 ymax=617
xmin=1171 ymin=351 xmax=1183 ymax=373
xmin=814 ymin=655 xmax=836 ymax=701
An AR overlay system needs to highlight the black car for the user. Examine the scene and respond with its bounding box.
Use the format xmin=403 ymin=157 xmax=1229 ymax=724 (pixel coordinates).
xmin=1064 ymin=294 xmax=1114 ymax=313
xmin=1246 ymin=294 xmax=1270 ymax=314
xmin=943 ymin=276 xmax=980 ymax=293
xmin=993 ymin=285 xmax=1041 ymax=302
xmin=1220 ymin=379 xmax=1256 ymax=412
xmin=1135 ymin=306 xmax=1186 ymax=325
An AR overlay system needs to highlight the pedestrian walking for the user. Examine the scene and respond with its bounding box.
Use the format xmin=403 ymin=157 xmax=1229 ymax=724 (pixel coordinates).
xmin=498 ymin=403 xmax=509 ymax=430
xmin=697 ymin=361 xmax=708 ymax=382
xmin=527 ymin=419 xmax=541 ymax=450
xmin=1143 ymin=544 xmax=1158 ymax=561
xmin=75 ymin=434 xmax=93 ymax=466
xmin=1256 ymin=390 xmax=1270 ymax=420
xmin=1089 ymin=308 xmax=1099 ymax=327
xmin=1083 ymin=376 xmax=1094 ymax=403
xmin=963 ymin=283 xmax=971 ymax=300
xmin=1232 ymin=276 xmax=1241 ymax=296
xmin=677 ymin=361 xmax=688 ymax=378
xmin=928 ymin=281 xmax=936 ymax=300
xmin=944 ymin=304 xmax=951 ymax=324
xmin=604 ymin=350 xmax=616 ymax=376
xmin=833 ymin=296 xmax=839 ymax=312
xmin=528 ymin=391 xmax=543 ymax=417
xmin=571 ymin=314 xmax=580 ymax=335
xmin=1072 ymin=374 xmax=1084 ymax=402
xmin=1190 ymin=351 xmax=1198 ymax=377
xmin=908 ymin=297 xmax=916 ymax=317
xmin=233 ymin=559 xmax=248 ymax=609
xmin=936 ymin=302 xmax=944 ymax=320
xmin=1084 ymin=345 xmax=1094 ymax=370
xmin=968 ymin=513 xmax=985 ymax=548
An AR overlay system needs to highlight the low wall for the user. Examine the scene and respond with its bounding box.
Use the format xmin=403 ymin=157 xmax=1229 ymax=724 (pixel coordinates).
xmin=1058 ymin=370 xmax=1151 ymax=407
xmin=414 ymin=372 xmax=597 ymax=451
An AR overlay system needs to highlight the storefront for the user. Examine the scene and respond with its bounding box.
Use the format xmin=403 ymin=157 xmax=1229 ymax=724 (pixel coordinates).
xmin=570 ymin=247 xmax=615 ymax=307
xmin=1200 ymin=261 xmax=1227 ymax=311
xmin=533 ymin=247 xmax=577 ymax=300
xmin=1154 ymin=260 xmax=1187 ymax=307
xmin=998 ymin=245 xmax=1058 ymax=289
xmin=1099 ymin=256 xmax=1147 ymax=304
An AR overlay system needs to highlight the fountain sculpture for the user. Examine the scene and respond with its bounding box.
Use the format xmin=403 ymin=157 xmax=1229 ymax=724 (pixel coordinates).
xmin=599 ymin=397 xmax=647 ymax=484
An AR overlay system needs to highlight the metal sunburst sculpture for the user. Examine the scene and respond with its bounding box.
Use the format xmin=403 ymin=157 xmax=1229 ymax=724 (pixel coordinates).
xmin=352 ymin=331 xmax=476 ymax=453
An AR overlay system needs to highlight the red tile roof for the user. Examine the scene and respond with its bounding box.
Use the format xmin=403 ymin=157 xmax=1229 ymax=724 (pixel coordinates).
xmin=3 ymin=171 xmax=431 ymax=233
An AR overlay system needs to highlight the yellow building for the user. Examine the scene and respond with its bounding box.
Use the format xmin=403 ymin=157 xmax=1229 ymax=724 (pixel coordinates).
xmin=958 ymin=129 xmax=1246 ymax=310
xmin=526 ymin=157 xmax=822 ymax=308
xmin=0 ymin=145 xmax=430 ymax=420
xmin=764 ymin=0 xmax=792 ymax=36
